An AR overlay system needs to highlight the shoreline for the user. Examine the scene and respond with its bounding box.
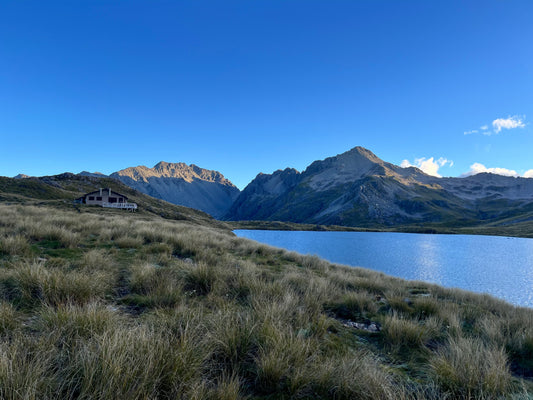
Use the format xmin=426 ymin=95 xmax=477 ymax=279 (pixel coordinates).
xmin=227 ymin=220 xmax=533 ymax=239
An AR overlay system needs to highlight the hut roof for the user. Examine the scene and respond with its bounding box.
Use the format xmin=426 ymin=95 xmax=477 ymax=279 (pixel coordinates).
xmin=79 ymin=188 xmax=129 ymax=200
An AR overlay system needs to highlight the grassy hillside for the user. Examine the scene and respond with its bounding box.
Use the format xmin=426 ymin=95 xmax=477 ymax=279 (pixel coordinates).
xmin=0 ymin=202 xmax=532 ymax=399
xmin=0 ymin=174 xmax=228 ymax=229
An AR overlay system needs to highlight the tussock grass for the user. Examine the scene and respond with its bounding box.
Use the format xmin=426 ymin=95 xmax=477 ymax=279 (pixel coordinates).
xmin=430 ymin=337 xmax=512 ymax=398
xmin=0 ymin=203 xmax=532 ymax=398
xmin=126 ymin=263 xmax=184 ymax=308
xmin=0 ymin=301 xmax=18 ymax=334
xmin=209 ymin=372 xmax=244 ymax=400
xmin=0 ymin=260 xmax=113 ymax=308
xmin=412 ymin=296 xmax=441 ymax=319
xmin=326 ymin=290 xmax=379 ymax=321
xmin=0 ymin=335 xmax=56 ymax=399
xmin=255 ymin=327 xmax=312 ymax=393
xmin=37 ymin=302 xmax=121 ymax=340
xmin=113 ymin=233 xmax=143 ymax=248
xmin=382 ymin=312 xmax=441 ymax=355
xmin=183 ymin=262 xmax=218 ymax=296
xmin=0 ymin=234 xmax=32 ymax=257
xmin=78 ymin=248 xmax=113 ymax=271
xmin=286 ymin=350 xmax=401 ymax=400
xmin=208 ymin=309 xmax=258 ymax=369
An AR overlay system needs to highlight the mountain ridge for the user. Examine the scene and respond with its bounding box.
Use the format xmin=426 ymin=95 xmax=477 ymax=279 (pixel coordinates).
xmin=110 ymin=162 xmax=240 ymax=218
xmin=9 ymin=146 xmax=533 ymax=225
xmin=224 ymin=146 xmax=533 ymax=227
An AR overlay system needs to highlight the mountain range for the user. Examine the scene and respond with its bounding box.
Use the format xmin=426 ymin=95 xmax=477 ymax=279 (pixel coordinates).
xmin=14 ymin=163 xmax=239 ymax=218
xmin=11 ymin=146 xmax=533 ymax=229
xmin=224 ymin=147 xmax=533 ymax=227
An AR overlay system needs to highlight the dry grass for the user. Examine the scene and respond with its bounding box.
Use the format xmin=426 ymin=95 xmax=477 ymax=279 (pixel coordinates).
xmin=0 ymin=301 xmax=18 ymax=334
xmin=0 ymin=234 xmax=32 ymax=257
xmin=382 ymin=312 xmax=441 ymax=354
xmin=0 ymin=260 xmax=113 ymax=308
xmin=430 ymin=337 xmax=512 ymax=398
xmin=0 ymin=203 xmax=532 ymax=399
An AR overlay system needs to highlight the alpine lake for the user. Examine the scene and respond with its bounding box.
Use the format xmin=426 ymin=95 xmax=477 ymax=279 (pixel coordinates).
xmin=234 ymin=230 xmax=533 ymax=308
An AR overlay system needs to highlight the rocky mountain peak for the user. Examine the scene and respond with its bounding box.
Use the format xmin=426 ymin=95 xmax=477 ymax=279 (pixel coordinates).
xmin=272 ymin=168 xmax=300 ymax=178
xmin=110 ymin=162 xmax=240 ymax=218
xmin=112 ymin=162 xmax=229 ymax=186
xmin=302 ymin=146 xmax=394 ymax=190
xmin=153 ymin=161 xmax=187 ymax=172
xmin=344 ymin=146 xmax=383 ymax=162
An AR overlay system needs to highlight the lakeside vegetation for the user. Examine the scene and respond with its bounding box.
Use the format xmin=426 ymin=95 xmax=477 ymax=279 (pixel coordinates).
xmin=230 ymin=217 xmax=533 ymax=239
xmin=1 ymin=202 xmax=533 ymax=399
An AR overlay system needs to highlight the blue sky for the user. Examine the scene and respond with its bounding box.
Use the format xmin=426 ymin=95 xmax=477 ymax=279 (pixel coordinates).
xmin=1 ymin=0 xmax=532 ymax=189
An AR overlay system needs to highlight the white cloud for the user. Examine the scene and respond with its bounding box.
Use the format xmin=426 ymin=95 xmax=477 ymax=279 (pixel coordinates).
xmin=464 ymin=115 xmax=526 ymax=135
xmin=524 ymin=170 xmax=533 ymax=178
xmin=461 ymin=163 xmax=519 ymax=177
xmin=492 ymin=115 xmax=525 ymax=133
xmin=401 ymin=157 xmax=453 ymax=177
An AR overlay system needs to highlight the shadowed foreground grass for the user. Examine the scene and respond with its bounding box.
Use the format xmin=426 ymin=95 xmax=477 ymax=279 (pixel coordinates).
xmin=0 ymin=203 xmax=532 ymax=399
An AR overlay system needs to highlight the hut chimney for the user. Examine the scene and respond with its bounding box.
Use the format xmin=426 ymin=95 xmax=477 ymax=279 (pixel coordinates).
xmin=100 ymin=188 xmax=102 ymax=196
xmin=109 ymin=188 xmax=112 ymax=196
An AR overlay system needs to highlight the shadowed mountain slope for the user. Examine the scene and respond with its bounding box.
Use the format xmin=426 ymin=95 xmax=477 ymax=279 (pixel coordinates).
xmin=225 ymin=147 xmax=533 ymax=227
xmin=111 ymin=162 xmax=240 ymax=218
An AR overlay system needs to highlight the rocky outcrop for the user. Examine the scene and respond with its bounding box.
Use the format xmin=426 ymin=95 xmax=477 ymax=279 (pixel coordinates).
xmin=224 ymin=146 xmax=533 ymax=227
xmin=111 ymin=162 xmax=240 ymax=218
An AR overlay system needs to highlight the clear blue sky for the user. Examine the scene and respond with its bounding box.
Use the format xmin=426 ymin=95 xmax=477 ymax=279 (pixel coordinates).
xmin=1 ymin=0 xmax=532 ymax=189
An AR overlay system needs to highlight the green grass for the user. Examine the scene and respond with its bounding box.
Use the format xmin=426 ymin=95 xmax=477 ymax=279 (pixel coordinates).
xmin=0 ymin=173 xmax=229 ymax=230
xmin=0 ymin=202 xmax=532 ymax=399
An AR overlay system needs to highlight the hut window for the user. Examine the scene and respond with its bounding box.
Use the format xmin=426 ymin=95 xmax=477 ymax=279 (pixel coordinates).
xmin=88 ymin=196 xmax=95 ymax=200
xmin=96 ymin=196 xmax=102 ymax=201
xmin=109 ymin=197 xmax=117 ymax=203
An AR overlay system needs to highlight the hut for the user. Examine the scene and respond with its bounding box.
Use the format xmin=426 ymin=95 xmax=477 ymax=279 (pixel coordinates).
xmin=76 ymin=188 xmax=137 ymax=211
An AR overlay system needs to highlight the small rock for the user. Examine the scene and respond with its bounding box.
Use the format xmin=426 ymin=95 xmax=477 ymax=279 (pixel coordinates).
xmin=172 ymin=255 xmax=194 ymax=264
xmin=341 ymin=320 xmax=381 ymax=332
xmin=403 ymin=297 xmax=413 ymax=306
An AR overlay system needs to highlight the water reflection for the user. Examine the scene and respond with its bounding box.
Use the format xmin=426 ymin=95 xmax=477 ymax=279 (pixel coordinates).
xmin=412 ymin=235 xmax=444 ymax=284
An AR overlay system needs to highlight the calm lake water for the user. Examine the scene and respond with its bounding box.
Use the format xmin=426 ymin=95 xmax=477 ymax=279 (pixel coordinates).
xmin=234 ymin=230 xmax=533 ymax=308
